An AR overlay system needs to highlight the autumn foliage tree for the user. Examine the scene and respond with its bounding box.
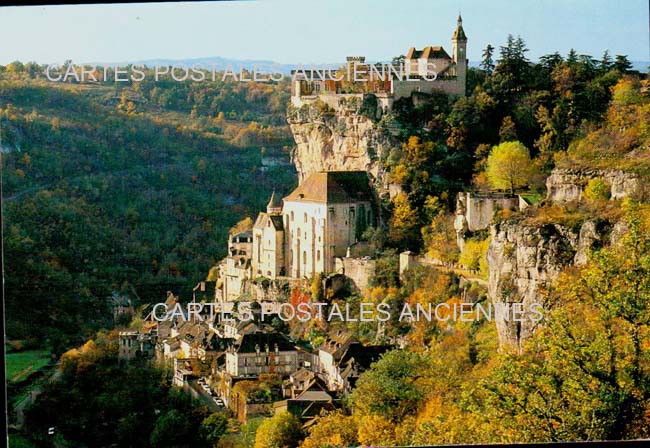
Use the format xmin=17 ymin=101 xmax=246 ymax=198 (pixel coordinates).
xmin=486 ymin=141 xmax=534 ymax=194
xmin=472 ymin=200 xmax=650 ymax=441
xmin=254 ymin=411 xmax=303 ymax=448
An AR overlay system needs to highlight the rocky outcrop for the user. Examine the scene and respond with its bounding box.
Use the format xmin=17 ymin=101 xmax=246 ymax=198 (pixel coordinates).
xmin=487 ymin=218 xmax=613 ymax=351
xmin=287 ymin=101 xmax=397 ymax=195
xmin=546 ymin=168 xmax=641 ymax=203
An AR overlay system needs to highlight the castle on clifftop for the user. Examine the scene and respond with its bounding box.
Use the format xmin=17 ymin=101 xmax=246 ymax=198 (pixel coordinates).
xmin=291 ymin=15 xmax=468 ymax=112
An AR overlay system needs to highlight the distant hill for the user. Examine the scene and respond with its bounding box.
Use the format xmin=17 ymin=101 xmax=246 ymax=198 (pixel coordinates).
xmin=86 ymin=57 xmax=300 ymax=75
xmin=87 ymin=57 xmax=649 ymax=74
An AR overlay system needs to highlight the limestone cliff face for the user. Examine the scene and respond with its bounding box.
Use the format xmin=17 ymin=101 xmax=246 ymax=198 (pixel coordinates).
xmin=487 ymin=218 xmax=620 ymax=350
xmin=287 ymin=102 xmax=397 ymax=194
xmin=546 ymin=168 xmax=641 ymax=203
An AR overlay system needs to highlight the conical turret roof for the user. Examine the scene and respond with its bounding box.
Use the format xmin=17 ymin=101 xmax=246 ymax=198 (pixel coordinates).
xmin=266 ymin=191 xmax=283 ymax=212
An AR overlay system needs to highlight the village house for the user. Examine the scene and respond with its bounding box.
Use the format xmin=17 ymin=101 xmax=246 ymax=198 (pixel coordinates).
xmin=317 ymin=332 xmax=391 ymax=391
xmin=221 ymin=232 xmax=253 ymax=302
xmin=111 ymin=291 xmax=134 ymax=322
xmin=118 ymin=321 xmax=157 ymax=362
xmin=274 ymin=378 xmax=337 ymax=424
xmin=224 ymin=331 xmax=300 ymax=377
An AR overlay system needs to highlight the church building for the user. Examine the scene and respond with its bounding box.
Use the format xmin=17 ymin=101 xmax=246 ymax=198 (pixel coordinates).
xmin=251 ymin=171 xmax=375 ymax=280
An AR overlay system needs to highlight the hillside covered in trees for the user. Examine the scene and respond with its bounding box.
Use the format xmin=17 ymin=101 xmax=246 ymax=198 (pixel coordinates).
xmin=1 ymin=65 xmax=296 ymax=353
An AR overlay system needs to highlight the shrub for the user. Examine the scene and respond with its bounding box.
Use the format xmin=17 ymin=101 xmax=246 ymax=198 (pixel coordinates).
xmin=458 ymin=237 xmax=489 ymax=278
xmin=583 ymin=178 xmax=611 ymax=201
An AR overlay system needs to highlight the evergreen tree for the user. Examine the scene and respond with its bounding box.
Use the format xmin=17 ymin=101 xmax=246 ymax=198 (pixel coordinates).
xmin=480 ymin=44 xmax=495 ymax=74
xmin=614 ymin=54 xmax=633 ymax=73
xmin=600 ymin=50 xmax=613 ymax=72
xmin=566 ymin=48 xmax=578 ymax=65
xmin=496 ymin=35 xmax=531 ymax=89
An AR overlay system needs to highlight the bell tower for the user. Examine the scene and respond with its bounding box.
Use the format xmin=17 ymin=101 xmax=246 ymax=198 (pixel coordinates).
xmin=451 ymin=14 xmax=468 ymax=95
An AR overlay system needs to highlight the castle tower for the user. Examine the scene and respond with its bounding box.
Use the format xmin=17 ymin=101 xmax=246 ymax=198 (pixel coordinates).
xmin=451 ymin=14 xmax=468 ymax=95
xmin=266 ymin=191 xmax=283 ymax=214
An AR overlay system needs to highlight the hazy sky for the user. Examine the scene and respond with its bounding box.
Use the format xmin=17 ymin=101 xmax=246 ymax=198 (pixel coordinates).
xmin=0 ymin=0 xmax=648 ymax=65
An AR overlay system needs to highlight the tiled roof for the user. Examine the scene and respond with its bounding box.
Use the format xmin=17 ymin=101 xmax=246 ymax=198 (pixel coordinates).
xmin=284 ymin=171 xmax=373 ymax=204
xmin=453 ymin=15 xmax=467 ymax=41
xmin=406 ymin=46 xmax=451 ymax=60
xmin=254 ymin=213 xmax=284 ymax=231
xmin=235 ymin=331 xmax=296 ymax=353
xmin=267 ymin=191 xmax=283 ymax=210
xmin=340 ymin=342 xmax=392 ymax=370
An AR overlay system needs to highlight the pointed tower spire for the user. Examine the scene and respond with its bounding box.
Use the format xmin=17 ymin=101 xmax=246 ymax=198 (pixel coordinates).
xmin=266 ymin=191 xmax=283 ymax=214
xmin=453 ymin=13 xmax=467 ymax=42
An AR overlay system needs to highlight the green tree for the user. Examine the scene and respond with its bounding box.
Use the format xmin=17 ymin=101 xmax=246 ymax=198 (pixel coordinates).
xmin=613 ymin=55 xmax=633 ymax=73
xmin=458 ymin=237 xmax=489 ymax=277
xmin=200 ymin=413 xmax=228 ymax=447
xmin=150 ymin=410 xmax=192 ymax=447
xmin=600 ymin=50 xmax=613 ymax=72
xmin=480 ymin=44 xmax=495 ymax=74
xmin=350 ymin=350 xmax=430 ymax=422
xmin=485 ymin=141 xmax=533 ymax=194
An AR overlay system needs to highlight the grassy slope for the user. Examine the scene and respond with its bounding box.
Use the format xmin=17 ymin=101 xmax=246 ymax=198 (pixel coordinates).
xmin=6 ymin=350 xmax=51 ymax=382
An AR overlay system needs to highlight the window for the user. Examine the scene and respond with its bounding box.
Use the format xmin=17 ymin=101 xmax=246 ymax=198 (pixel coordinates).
xmin=329 ymin=207 xmax=335 ymax=216
xmin=291 ymin=211 xmax=294 ymax=221
xmin=304 ymin=213 xmax=307 ymax=223
xmin=317 ymin=250 xmax=321 ymax=262
xmin=303 ymin=251 xmax=306 ymax=263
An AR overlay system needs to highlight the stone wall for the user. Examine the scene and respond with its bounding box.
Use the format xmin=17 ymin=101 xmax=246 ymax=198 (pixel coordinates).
xmin=334 ymin=257 xmax=376 ymax=293
xmin=392 ymin=77 xmax=464 ymax=99
xmin=455 ymin=192 xmax=520 ymax=233
xmin=546 ymin=168 xmax=642 ymax=203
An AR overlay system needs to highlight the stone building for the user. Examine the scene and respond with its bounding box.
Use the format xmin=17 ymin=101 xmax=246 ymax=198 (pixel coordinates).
xmin=283 ymin=171 xmax=375 ymax=278
xmin=249 ymin=171 xmax=376 ymax=281
xmin=252 ymin=192 xmax=286 ymax=278
xmin=225 ymin=331 xmax=300 ymax=377
xmin=317 ymin=332 xmax=391 ymax=391
xmin=291 ymin=15 xmax=468 ymax=108
xmin=118 ymin=321 xmax=157 ymax=362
